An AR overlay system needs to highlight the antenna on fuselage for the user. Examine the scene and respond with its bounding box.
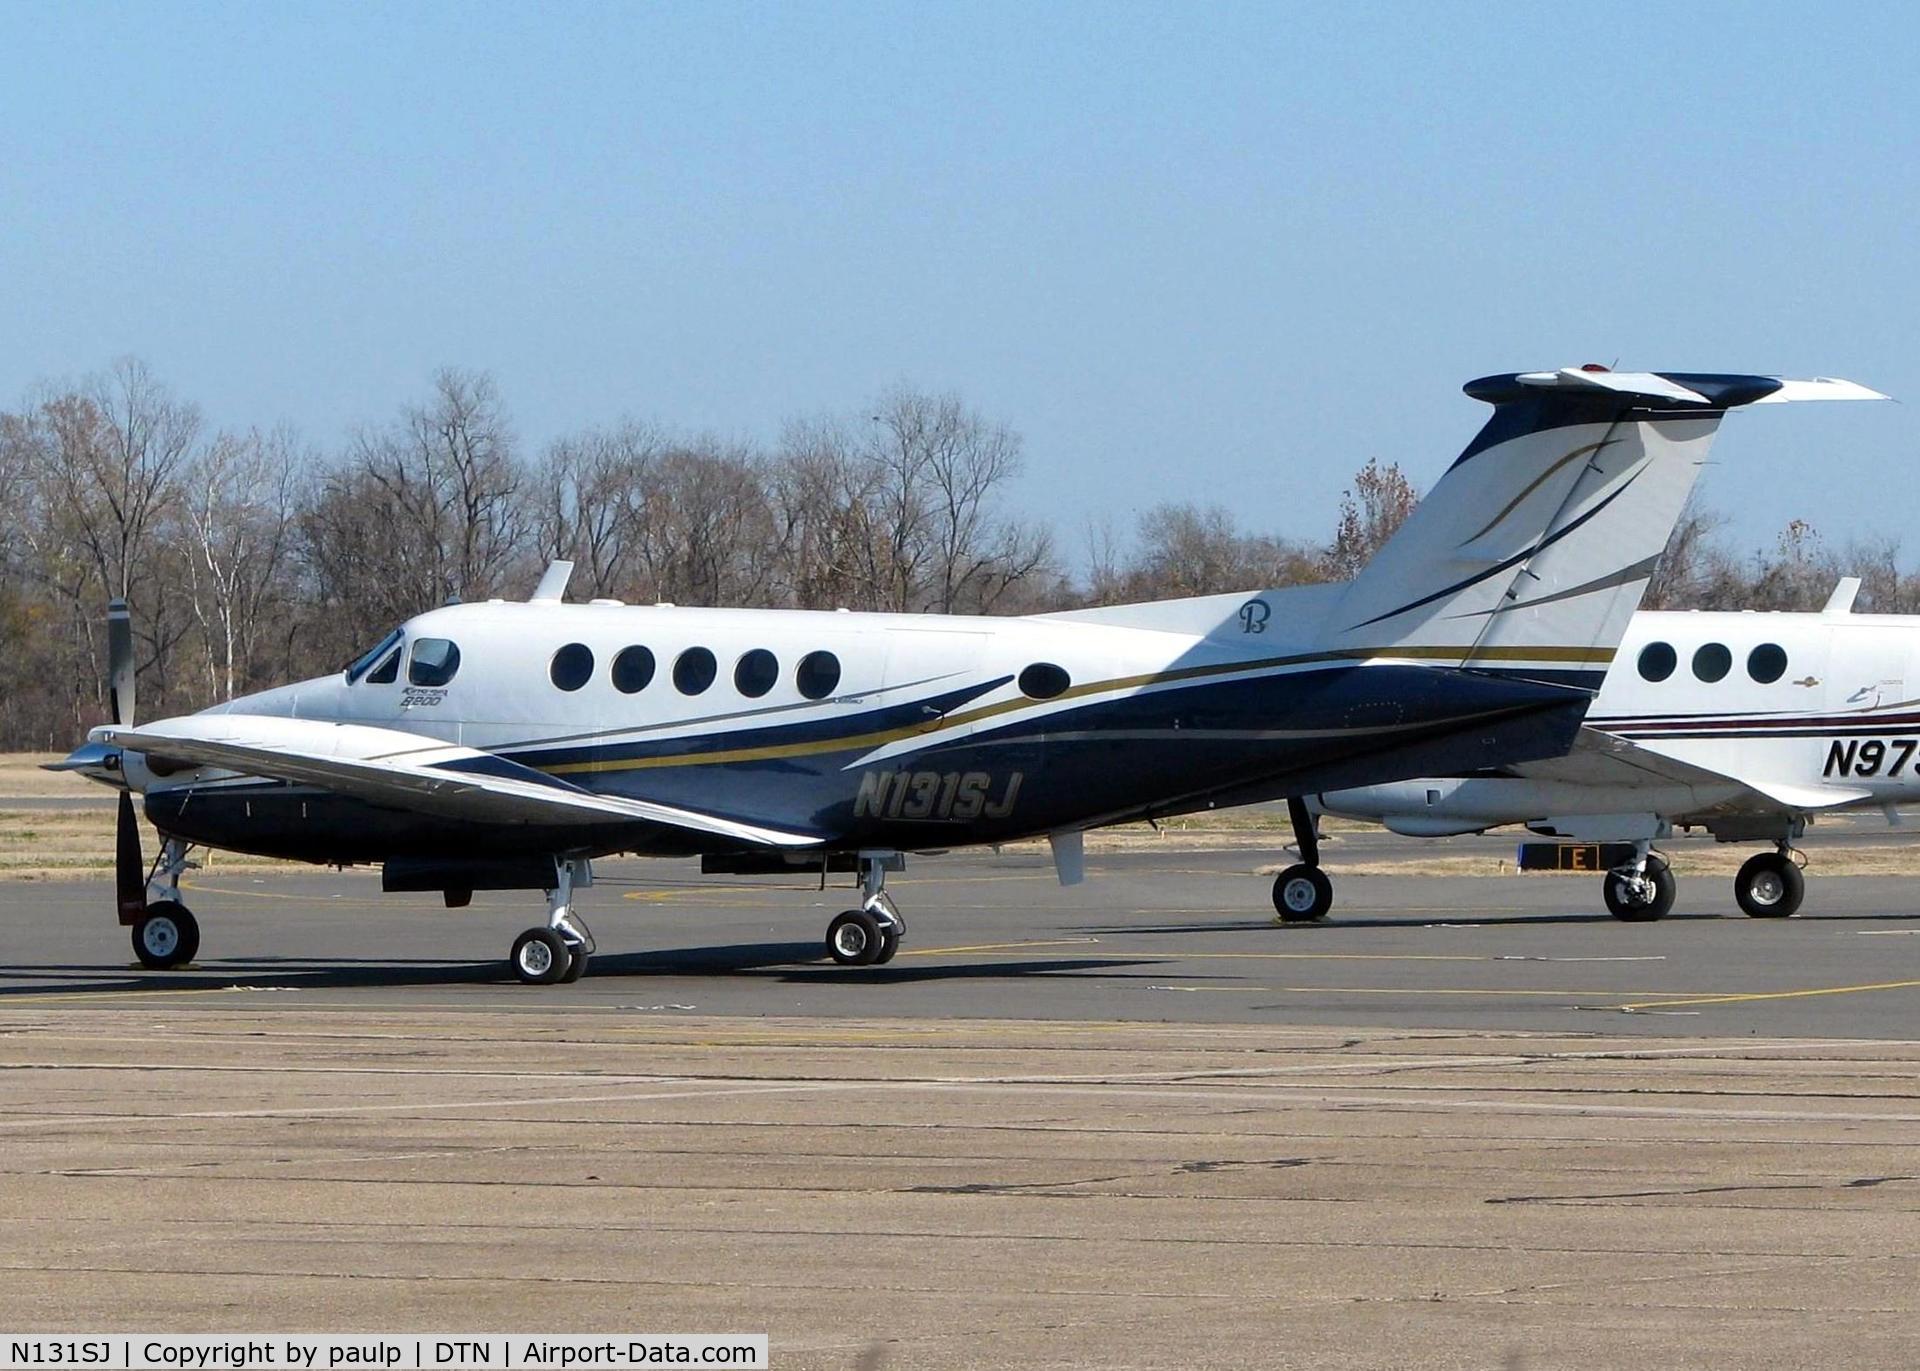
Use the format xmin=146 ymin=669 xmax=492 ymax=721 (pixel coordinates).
xmin=531 ymin=560 xmax=575 ymax=604
xmin=1823 ymin=577 xmax=1862 ymax=616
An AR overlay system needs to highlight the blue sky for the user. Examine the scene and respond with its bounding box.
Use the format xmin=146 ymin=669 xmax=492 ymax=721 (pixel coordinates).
xmin=2 ymin=2 xmax=1913 ymax=568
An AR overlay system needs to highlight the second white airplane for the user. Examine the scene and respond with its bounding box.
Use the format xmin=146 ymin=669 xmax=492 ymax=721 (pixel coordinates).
xmin=1318 ymin=579 xmax=1919 ymax=921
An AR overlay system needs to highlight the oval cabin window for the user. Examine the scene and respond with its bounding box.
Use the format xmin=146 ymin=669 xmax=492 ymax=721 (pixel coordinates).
xmin=795 ymin=650 xmax=841 ymax=701
xmin=1637 ymin=642 xmax=1677 ymax=682
xmin=612 ymin=645 xmax=655 ymax=694
xmin=1692 ymin=643 xmax=1732 ymax=683
xmin=1747 ymin=643 xmax=1788 ymax=684
xmin=550 ymin=643 xmax=594 ymax=691
xmin=734 ymin=649 xmax=779 ymax=698
xmin=673 ymin=647 xmax=717 ymax=695
xmin=1019 ymin=662 xmax=1071 ymax=699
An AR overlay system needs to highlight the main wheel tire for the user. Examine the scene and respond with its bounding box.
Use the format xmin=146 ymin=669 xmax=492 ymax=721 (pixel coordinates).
xmin=132 ymin=902 xmax=199 ymax=969
xmin=826 ymin=909 xmax=884 ymax=965
xmin=873 ymin=928 xmax=901 ymax=965
xmin=1271 ymin=864 xmax=1334 ymax=924
xmin=1735 ymin=852 xmax=1804 ymax=918
xmin=1603 ymin=858 xmax=1676 ymax=922
xmin=558 ymin=947 xmax=590 ymax=982
xmin=510 ymin=927 xmax=573 ymax=985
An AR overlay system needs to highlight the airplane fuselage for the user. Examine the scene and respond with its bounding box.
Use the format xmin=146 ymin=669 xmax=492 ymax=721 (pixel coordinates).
xmin=142 ymin=595 xmax=1591 ymax=865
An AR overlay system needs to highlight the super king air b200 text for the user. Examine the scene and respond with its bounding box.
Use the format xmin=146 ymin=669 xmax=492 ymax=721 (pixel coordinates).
xmin=54 ymin=367 xmax=1885 ymax=983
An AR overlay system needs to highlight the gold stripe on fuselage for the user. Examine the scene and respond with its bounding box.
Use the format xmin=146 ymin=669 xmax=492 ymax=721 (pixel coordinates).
xmin=539 ymin=643 xmax=1614 ymax=776
xmin=1459 ymin=440 xmax=1618 ymax=546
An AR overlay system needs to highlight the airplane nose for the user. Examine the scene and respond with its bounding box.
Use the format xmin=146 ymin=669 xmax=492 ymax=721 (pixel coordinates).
xmin=43 ymin=741 xmax=126 ymax=786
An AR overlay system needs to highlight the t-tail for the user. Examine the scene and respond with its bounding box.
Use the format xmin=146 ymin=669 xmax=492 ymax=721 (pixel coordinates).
xmin=1319 ymin=368 xmax=1887 ymax=689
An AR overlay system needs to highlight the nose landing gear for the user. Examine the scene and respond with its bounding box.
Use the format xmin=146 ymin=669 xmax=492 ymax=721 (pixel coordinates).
xmin=508 ymin=857 xmax=596 ymax=985
xmin=130 ymin=836 xmax=200 ymax=969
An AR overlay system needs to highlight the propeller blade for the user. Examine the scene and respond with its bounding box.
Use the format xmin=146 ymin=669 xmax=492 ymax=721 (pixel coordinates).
xmin=107 ymin=599 xmax=136 ymax=727
xmin=115 ymin=791 xmax=147 ymax=923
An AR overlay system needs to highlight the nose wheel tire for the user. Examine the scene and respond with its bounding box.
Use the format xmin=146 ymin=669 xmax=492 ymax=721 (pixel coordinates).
xmin=1272 ymin=864 xmax=1334 ymax=924
xmin=1735 ymin=852 xmax=1804 ymax=918
xmin=1603 ymin=858 xmax=1676 ymax=922
xmin=510 ymin=927 xmax=574 ymax=985
xmin=132 ymin=902 xmax=199 ymax=969
xmin=826 ymin=909 xmax=885 ymax=965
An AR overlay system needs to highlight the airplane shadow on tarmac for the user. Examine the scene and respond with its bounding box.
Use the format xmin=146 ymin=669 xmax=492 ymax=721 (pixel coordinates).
xmin=1074 ymin=909 xmax=1920 ymax=935
xmin=0 ymin=940 xmax=1165 ymax=996
xmin=1071 ymin=912 xmax=1721 ymax=934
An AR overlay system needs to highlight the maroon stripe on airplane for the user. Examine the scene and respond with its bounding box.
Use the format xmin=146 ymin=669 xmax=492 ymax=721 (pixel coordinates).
xmin=1593 ymin=710 xmax=1920 ymax=735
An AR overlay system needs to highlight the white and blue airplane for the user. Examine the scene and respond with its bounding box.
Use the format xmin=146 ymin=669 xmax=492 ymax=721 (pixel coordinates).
xmin=1315 ymin=578 xmax=1920 ymax=921
xmin=53 ymin=367 xmax=1883 ymax=982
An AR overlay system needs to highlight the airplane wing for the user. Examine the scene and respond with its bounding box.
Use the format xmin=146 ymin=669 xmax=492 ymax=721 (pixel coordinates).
xmin=93 ymin=716 xmax=824 ymax=849
xmin=1511 ymin=726 xmax=1873 ymax=813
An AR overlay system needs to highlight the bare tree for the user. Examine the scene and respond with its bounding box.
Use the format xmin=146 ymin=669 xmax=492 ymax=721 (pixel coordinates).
xmin=1323 ymin=458 xmax=1420 ymax=581
xmin=772 ymin=388 xmax=1053 ymax=614
xmin=6 ymin=360 xmax=202 ymax=727
xmin=348 ymin=368 xmax=525 ymax=605
xmin=1112 ymin=502 xmax=1322 ymax=600
xmin=1748 ymin=519 xmax=1837 ymax=611
xmin=178 ymin=427 xmax=303 ymax=700
xmin=62 ymin=359 xmax=201 ymax=601
xmin=532 ymin=420 xmax=665 ymax=599
xmin=630 ymin=440 xmax=783 ymax=607
xmin=772 ymin=416 xmax=883 ymax=609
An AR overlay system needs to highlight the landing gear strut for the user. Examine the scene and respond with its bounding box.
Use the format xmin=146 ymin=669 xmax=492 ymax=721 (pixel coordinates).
xmin=131 ymin=836 xmax=199 ymax=969
xmin=510 ymin=857 xmax=596 ymax=985
xmin=1272 ymin=797 xmax=1333 ymax=924
xmin=1735 ymin=846 xmax=1805 ymax=918
xmin=826 ymin=853 xmax=906 ymax=966
xmin=1603 ymin=844 xmax=1675 ymax=922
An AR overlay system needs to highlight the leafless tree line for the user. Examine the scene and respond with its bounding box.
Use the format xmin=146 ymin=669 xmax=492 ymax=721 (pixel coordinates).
xmin=0 ymin=360 xmax=1909 ymax=750
xmin=0 ymin=364 xmax=1069 ymax=746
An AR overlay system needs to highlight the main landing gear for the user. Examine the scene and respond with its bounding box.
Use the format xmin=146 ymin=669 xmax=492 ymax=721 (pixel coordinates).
xmin=1272 ymin=797 xmax=1334 ymax=924
xmin=130 ymin=836 xmax=200 ymax=969
xmin=509 ymin=857 xmax=596 ymax=985
xmin=1602 ymin=844 xmax=1676 ymax=922
xmin=825 ymin=853 xmax=906 ymax=966
xmin=1598 ymin=841 xmax=1807 ymax=921
xmin=1734 ymin=845 xmax=1806 ymax=918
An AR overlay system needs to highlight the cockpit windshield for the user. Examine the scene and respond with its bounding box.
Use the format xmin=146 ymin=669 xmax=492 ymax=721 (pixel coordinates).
xmin=344 ymin=629 xmax=404 ymax=685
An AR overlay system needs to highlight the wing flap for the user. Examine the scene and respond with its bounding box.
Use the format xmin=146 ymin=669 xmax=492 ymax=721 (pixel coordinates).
xmin=94 ymin=716 xmax=822 ymax=849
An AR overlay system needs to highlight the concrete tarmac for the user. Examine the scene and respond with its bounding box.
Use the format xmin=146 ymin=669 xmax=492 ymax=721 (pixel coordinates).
xmin=2 ymin=844 xmax=1918 ymax=1366
xmin=0 ymin=1010 xmax=1915 ymax=1369
xmin=3 ymin=844 xmax=1920 ymax=1037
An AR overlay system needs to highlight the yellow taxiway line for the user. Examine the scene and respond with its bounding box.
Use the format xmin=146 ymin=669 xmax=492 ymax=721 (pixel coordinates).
xmin=1619 ymin=978 xmax=1920 ymax=1012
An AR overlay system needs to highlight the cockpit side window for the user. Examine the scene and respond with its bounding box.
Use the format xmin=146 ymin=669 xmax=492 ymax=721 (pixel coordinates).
xmin=366 ymin=648 xmax=401 ymax=684
xmin=409 ymin=638 xmax=462 ymax=687
xmin=345 ymin=629 xmax=403 ymax=685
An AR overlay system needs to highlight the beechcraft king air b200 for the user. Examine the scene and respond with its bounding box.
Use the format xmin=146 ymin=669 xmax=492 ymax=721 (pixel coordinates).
xmin=54 ymin=367 xmax=1884 ymax=983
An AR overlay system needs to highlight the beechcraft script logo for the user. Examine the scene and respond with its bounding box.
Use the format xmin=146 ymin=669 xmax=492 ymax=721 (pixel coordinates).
xmin=1239 ymin=599 xmax=1271 ymax=634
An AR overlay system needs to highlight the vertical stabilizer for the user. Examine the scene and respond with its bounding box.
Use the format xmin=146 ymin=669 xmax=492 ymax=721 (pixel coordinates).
xmin=1319 ymin=369 xmax=1885 ymax=690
